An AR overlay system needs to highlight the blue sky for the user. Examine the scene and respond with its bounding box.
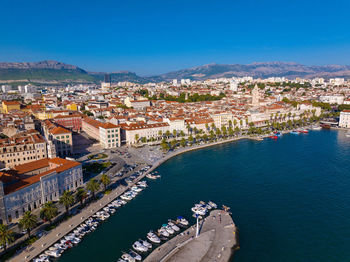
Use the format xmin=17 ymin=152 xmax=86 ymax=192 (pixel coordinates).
xmin=0 ymin=0 xmax=349 ymax=75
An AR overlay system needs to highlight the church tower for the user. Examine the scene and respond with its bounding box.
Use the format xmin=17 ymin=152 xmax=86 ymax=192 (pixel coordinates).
xmin=252 ymin=84 xmax=260 ymax=106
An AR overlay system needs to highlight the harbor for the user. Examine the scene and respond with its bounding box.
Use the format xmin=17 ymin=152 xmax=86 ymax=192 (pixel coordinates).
xmin=144 ymin=209 xmax=237 ymax=262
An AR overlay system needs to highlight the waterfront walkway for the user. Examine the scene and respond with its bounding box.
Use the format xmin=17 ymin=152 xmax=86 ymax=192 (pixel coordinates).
xmin=9 ymin=164 xmax=149 ymax=262
xmin=144 ymin=210 xmax=237 ymax=262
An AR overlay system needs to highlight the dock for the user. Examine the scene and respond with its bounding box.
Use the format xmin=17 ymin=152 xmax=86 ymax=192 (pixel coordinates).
xmin=144 ymin=210 xmax=238 ymax=262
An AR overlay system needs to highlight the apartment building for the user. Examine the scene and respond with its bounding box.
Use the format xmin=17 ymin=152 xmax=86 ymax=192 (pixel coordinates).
xmin=0 ymin=157 xmax=83 ymax=224
xmin=0 ymin=131 xmax=47 ymax=169
xmin=82 ymin=117 xmax=121 ymax=148
xmin=339 ymin=110 xmax=350 ymax=128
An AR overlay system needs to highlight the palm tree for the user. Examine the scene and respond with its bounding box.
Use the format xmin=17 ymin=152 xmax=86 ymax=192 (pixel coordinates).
xmin=39 ymin=201 xmax=58 ymax=224
xmin=86 ymin=179 xmax=100 ymax=199
xmin=172 ymin=130 xmax=177 ymax=138
xmin=59 ymin=190 xmax=75 ymax=215
xmin=158 ymin=130 xmax=163 ymax=140
xmin=0 ymin=224 xmax=14 ymax=251
xmin=76 ymin=187 xmax=87 ymax=206
xmin=19 ymin=211 xmax=37 ymax=238
xmin=101 ymin=174 xmax=111 ymax=191
xmin=134 ymin=134 xmax=139 ymax=143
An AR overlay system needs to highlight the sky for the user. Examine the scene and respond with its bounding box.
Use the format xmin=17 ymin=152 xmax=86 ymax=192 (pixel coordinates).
xmin=0 ymin=0 xmax=350 ymax=75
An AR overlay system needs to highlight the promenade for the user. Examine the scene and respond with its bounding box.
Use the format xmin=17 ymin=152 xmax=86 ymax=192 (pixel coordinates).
xmin=9 ymin=164 xmax=149 ymax=262
xmin=144 ymin=210 xmax=238 ymax=262
xmin=8 ymin=135 xmax=255 ymax=261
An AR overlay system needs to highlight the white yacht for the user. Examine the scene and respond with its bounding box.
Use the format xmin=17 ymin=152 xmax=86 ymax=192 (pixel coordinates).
xmin=121 ymin=253 xmax=136 ymax=262
xmin=191 ymin=206 xmax=207 ymax=216
xmin=164 ymin=224 xmax=175 ymax=234
xmin=139 ymin=239 xmax=152 ymax=249
xmin=147 ymin=231 xmax=161 ymax=243
xmin=168 ymin=221 xmax=180 ymax=231
xmin=132 ymin=241 xmax=148 ymax=252
xmin=176 ymin=216 xmax=189 ymax=226
xmin=131 ymin=186 xmax=143 ymax=192
xmin=45 ymin=249 xmax=61 ymax=258
xmin=158 ymin=228 xmax=169 ymax=237
xmin=129 ymin=250 xmax=142 ymax=261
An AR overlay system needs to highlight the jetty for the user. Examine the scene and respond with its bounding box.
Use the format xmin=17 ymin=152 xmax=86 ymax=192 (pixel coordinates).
xmin=144 ymin=210 xmax=238 ymax=262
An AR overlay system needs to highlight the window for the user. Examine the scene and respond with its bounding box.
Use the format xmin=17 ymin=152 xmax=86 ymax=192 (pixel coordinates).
xmin=66 ymin=135 xmax=69 ymax=138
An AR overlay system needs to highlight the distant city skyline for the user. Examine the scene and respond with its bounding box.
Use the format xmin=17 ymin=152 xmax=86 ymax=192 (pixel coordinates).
xmin=1 ymin=0 xmax=350 ymax=75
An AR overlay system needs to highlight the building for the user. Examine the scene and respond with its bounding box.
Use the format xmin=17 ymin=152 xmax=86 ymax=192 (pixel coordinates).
xmin=339 ymin=110 xmax=350 ymax=128
xmin=2 ymin=101 xmax=20 ymax=113
xmin=52 ymin=114 xmax=82 ymax=132
xmin=82 ymin=117 xmax=121 ymax=148
xmin=319 ymin=95 xmax=344 ymax=105
xmin=48 ymin=127 xmax=73 ymax=157
xmin=120 ymin=122 xmax=170 ymax=145
xmin=251 ymin=85 xmax=260 ymax=106
xmin=124 ymin=97 xmax=151 ymax=110
xmin=0 ymin=157 xmax=83 ymax=224
xmin=0 ymin=131 xmax=47 ymax=169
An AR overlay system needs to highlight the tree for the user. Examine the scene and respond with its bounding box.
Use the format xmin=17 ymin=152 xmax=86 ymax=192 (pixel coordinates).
xmin=76 ymin=187 xmax=87 ymax=206
xmin=101 ymin=174 xmax=111 ymax=191
xmin=158 ymin=130 xmax=163 ymax=140
xmin=180 ymin=138 xmax=186 ymax=147
xmin=86 ymin=179 xmax=100 ymax=199
xmin=59 ymin=190 xmax=75 ymax=215
xmin=165 ymin=130 xmax=171 ymax=138
xmin=141 ymin=137 xmax=147 ymax=143
xmin=40 ymin=202 xmax=58 ymax=224
xmin=134 ymin=134 xmax=139 ymax=143
xmin=180 ymin=130 xmax=185 ymax=137
xmin=172 ymin=130 xmax=177 ymax=138
xmin=19 ymin=211 xmax=37 ymax=238
xmin=0 ymin=224 xmax=14 ymax=251
xmin=170 ymin=139 xmax=177 ymax=149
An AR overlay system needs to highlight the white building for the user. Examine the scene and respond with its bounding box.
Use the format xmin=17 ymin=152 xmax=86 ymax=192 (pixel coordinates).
xmin=339 ymin=110 xmax=350 ymax=128
xmin=121 ymin=122 xmax=170 ymax=145
xmin=319 ymin=95 xmax=344 ymax=105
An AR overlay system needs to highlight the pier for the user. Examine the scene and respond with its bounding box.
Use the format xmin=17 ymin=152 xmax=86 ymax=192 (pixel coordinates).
xmin=144 ymin=210 xmax=238 ymax=262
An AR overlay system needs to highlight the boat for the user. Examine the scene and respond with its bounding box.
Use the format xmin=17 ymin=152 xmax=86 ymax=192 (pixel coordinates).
xmin=290 ymin=131 xmax=299 ymax=135
xmin=121 ymin=253 xmax=136 ymax=262
xmin=321 ymin=123 xmax=331 ymax=129
xmin=139 ymin=239 xmax=152 ymax=249
xmin=191 ymin=206 xmax=207 ymax=216
xmin=147 ymin=231 xmax=161 ymax=243
xmin=45 ymin=249 xmax=61 ymax=258
xmin=129 ymin=250 xmax=142 ymax=261
xmin=346 ymin=131 xmax=350 ymax=137
xmin=312 ymin=125 xmax=322 ymax=130
xmin=158 ymin=227 xmax=169 ymax=237
xmin=208 ymin=201 xmax=217 ymax=209
xmin=176 ymin=216 xmax=189 ymax=226
xmin=132 ymin=241 xmax=148 ymax=252
xmin=298 ymin=129 xmax=308 ymax=133
xmin=269 ymin=135 xmax=278 ymax=139
xmin=168 ymin=221 xmax=180 ymax=231
xmin=146 ymin=173 xmax=161 ymax=179
xmin=163 ymin=224 xmax=175 ymax=234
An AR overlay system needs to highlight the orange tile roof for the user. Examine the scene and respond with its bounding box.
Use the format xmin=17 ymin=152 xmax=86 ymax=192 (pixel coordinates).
xmin=50 ymin=126 xmax=71 ymax=135
xmin=2 ymin=158 xmax=81 ymax=195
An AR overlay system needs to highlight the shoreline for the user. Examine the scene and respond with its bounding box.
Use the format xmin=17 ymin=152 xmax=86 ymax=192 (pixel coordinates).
xmin=146 ymin=135 xmax=263 ymax=174
xmin=9 ymin=128 xmax=324 ymax=261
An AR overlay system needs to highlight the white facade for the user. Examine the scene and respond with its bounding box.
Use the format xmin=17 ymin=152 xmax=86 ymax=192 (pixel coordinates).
xmin=319 ymin=95 xmax=344 ymax=105
xmin=339 ymin=111 xmax=350 ymax=128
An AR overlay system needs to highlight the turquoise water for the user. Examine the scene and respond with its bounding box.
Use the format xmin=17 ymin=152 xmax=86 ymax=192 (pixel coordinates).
xmin=59 ymin=130 xmax=350 ymax=262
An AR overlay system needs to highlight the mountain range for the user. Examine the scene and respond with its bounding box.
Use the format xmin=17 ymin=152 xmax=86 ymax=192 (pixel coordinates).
xmin=1 ymin=60 xmax=350 ymax=84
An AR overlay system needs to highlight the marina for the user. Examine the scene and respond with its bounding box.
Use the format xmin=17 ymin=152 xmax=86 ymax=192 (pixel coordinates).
xmin=56 ymin=130 xmax=350 ymax=262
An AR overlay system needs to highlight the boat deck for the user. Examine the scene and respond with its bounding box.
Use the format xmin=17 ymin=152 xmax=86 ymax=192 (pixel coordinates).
xmin=144 ymin=210 xmax=238 ymax=262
